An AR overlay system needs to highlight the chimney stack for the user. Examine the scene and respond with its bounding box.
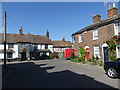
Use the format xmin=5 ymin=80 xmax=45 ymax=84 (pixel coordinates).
xmin=19 ymin=27 xmax=23 ymax=35
xmin=93 ymin=14 xmax=101 ymax=23
xmin=46 ymin=30 xmax=49 ymax=38
xmin=107 ymin=3 xmax=118 ymax=18
xmin=62 ymin=37 xmax=65 ymax=41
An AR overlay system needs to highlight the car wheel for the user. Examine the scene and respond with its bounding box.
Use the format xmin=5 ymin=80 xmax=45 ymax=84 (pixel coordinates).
xmin=107 ymin=68 xmax=117 ymax=78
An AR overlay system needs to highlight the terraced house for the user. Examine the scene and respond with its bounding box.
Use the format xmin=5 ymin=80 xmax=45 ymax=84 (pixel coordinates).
xmin=52 ymin=37 xmax=73 ymax=58
xmin=0 ymin=28 xmax=53 ymax=60
xmin=72 ymin=6 xmax=120 ymax=63
xmin=0 ymin=27 xmax=73 ymax=60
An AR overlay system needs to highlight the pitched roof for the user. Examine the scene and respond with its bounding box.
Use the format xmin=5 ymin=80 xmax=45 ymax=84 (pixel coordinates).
xmin=0 ymin=33 xmax=52 ymax=44
xmin=72 ymin=14 xmax=120 ymax=36
xmin=52 ymin=40 xmax=72 ymax=47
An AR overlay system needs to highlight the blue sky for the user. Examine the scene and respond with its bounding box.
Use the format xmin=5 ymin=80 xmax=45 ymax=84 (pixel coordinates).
xmin=2 ymin=2 xmax=118 ymax=41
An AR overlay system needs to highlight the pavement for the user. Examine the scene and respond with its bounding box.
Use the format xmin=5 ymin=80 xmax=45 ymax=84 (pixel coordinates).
xmin=1 ymin=59 xmax=120 ymax=89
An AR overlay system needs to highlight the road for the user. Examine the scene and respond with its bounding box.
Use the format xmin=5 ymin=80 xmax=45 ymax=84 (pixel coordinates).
xmin=2 ymin=59 xmax=120 ymax=89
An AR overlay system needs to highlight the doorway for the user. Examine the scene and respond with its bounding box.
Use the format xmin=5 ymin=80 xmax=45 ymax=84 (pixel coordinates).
xmin=103 ymin=47 xmax=108 ymax=62
xmin=21 ymin=52 xmax=26 ymax=60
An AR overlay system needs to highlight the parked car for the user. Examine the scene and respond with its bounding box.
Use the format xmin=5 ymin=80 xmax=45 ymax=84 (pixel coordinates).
xmin=104 ymin=58 xmax=120 ymax=78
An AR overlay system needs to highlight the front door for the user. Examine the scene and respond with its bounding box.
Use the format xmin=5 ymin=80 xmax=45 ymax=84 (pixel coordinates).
xmin=21 ymin=52 xmax=26 ymax=60
xmin=103 ymin=47 xmax=108 ymax=62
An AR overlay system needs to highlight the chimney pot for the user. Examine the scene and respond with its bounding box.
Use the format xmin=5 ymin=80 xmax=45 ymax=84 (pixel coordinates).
xmin=19 ymin=27 xmax=23 ymax=35
xmin=46 ymin=30 xmax=49 ymax=38
xmin=62 ymin=37 xmax=65 ymax=41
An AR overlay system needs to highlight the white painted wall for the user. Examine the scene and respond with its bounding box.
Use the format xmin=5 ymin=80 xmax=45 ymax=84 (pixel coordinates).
xmin=0 ymin=44 xmax=19 ymax=59
xmin=0 ymin=44 xmax=5 ymax=59
xmin=0 ymin=44 xmax=4 ymax=49
xmin=54 ymin=47 xmax=70 ymax=53
xmin=38 ymin=44 xmax=42 ymax=49
xmin=12 ymin=44 xmax=18 ymax=58
xmin=42 ymin=45 xmax=45 ymax=49
xmin=0 ymin=54 xmax=4 ymax=59
xmin=48 ymin=45 xmax=53 ymax=53
xmin=0 ymin=43 xmax=54 ymax=59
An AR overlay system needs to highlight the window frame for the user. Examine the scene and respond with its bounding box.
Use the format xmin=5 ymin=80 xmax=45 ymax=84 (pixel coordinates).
xmin=45 ymin=44 xmax=48 ymax=49
xmin=78 ymin=34 xmax=82 ymax=43
xmin=7 ymin=53 xmax=13 ymax=59
xmin=8 ymin=43 xmax=14 ymax=49
xmin=93 ymin=46 xmax=100 ymax=58
xmin=93 ymin=29 xmax=99 ymax=40
xmin=34 ymin=44 xmax=38 ymax=50
xmin=115 ymin=21 xmax=120 ymax=35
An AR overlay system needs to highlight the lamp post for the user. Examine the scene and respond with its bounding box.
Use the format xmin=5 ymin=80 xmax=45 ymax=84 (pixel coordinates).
xmin=4 ymin=11 xmax=6 ymax=66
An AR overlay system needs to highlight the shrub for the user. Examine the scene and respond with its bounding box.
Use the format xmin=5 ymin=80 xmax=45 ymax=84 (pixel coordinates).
xmin=49 ymin=52 xmax=59 ymax=59
xmin=95 ymin=55 xmax=99 ymax=60
xmin=99 ymin=63 xmax=104 ymax=66
xmin=82 ymin=60 xmax=85 ymax=64
xmin=70 ymin=53 xmax=77 ymax=59
xmin=79 ymin=47 xmax=86 ymax=61
xmin=71 ymin=58 xmax=81 ymax=63
xmin=88 ymin=57 xmax=93 ymax=62
xmin=91 ymin=59 xmax=97 ymax=65
xmin=109 ymin=54 xmax=116 ymax=61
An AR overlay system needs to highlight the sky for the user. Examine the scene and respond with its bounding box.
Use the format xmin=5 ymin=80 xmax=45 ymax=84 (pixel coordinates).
xmin=2 ymin=2 xmax=119 ymax=42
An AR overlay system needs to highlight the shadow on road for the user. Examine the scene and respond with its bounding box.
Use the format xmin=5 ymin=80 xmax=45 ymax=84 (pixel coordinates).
xmin=2 ymin=62 xmax=119 ymax=89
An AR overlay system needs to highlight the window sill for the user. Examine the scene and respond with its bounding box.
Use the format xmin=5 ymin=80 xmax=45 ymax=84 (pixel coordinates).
xmin=93 ymin=38 xmax=99 ymax=41
xmin=78 ymin=41 xmax=83 ymax=43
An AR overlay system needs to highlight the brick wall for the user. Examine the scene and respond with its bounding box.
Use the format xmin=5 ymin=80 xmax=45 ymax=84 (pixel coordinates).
xmin=74 ymin=23 xmax=115 ymax=60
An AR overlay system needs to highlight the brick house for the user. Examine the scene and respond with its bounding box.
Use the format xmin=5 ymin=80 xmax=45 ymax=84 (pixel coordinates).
xmin=0 ymin=28 xmax=53 ymax=60
xmin=72 ymin=6 xmax=120 ymax=63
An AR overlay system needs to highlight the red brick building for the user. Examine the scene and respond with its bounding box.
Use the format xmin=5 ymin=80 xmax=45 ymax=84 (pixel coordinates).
xmin=72 ymin=6 xmax=120 ymax=63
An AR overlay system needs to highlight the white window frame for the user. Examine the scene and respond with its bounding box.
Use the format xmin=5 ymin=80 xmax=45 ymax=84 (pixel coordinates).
xmin=93 ymin=29 xmax=99 ymax=40
xmin=114 ymin=21 xmax=120 ymax=35
xmin=78 ymin=34 xmax=82 ymax=43
xmin=93 ymin=46 xmax=100 ymax=58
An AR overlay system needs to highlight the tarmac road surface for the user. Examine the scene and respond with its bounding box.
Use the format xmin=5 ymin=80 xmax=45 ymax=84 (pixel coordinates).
xmin=2 ymin=59 xmax=120 ymax=89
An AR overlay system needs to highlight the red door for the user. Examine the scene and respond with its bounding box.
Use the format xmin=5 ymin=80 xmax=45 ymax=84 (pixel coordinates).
xmin=85 ymin=48 xmax=90 ymax=61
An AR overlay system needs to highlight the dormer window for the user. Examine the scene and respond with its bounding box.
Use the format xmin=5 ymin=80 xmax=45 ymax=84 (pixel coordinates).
xmin=78 ymin=34 xmax=82 ymax=43
xmin=93 ymin=29 xmax=99 ymax=40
